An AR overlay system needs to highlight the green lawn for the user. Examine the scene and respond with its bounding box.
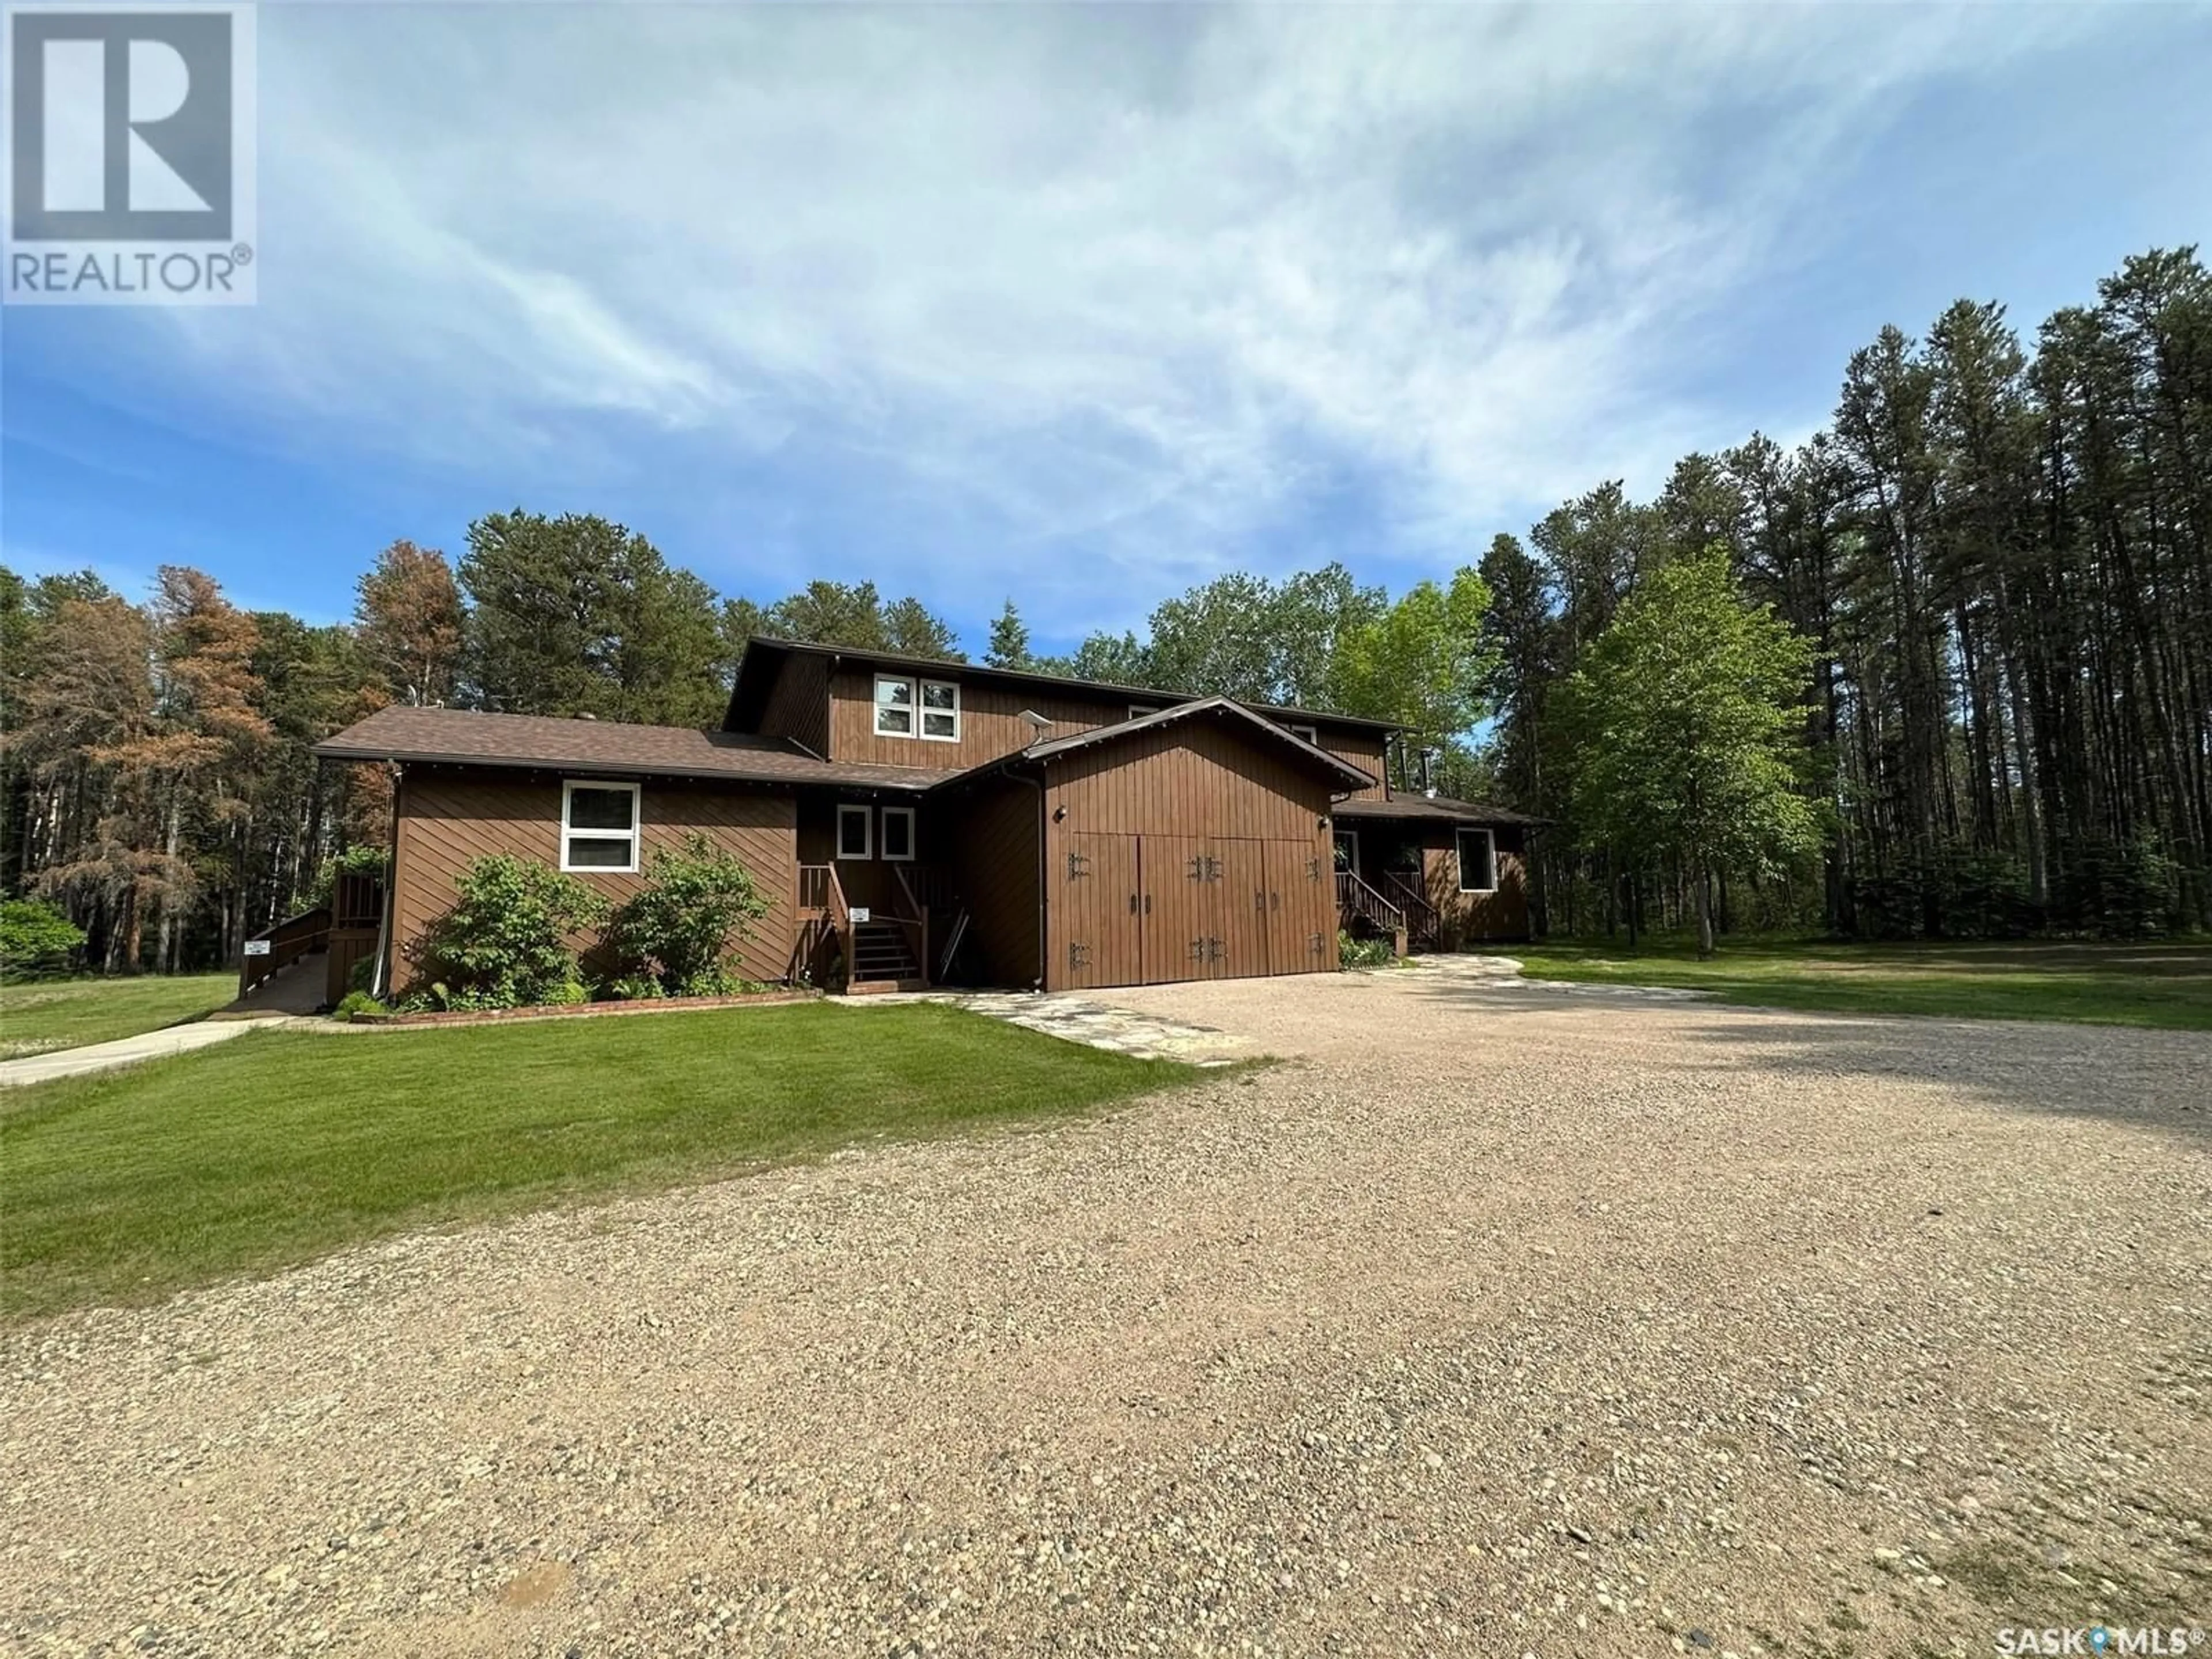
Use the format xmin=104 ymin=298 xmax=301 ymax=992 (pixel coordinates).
xmin=1514 ymin=937 xmax=2212 ymax=1029
xmin=0 ymin=1002 xmax=1189 ymax=1325
xmin=0 ymin=972 xmax=237 ymax=1061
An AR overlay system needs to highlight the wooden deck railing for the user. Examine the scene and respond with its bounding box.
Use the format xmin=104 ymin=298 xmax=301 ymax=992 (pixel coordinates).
xmin=238 ymin=904 xmax=331 ymax=999
xmin=890 ymin=865 xmax=930 ymax=987
xmin=1382 ymin=870 xmax=1442 ymax=945
xmin=1335 ymin=870 xmax=1405 ymax=940
xmin=796 ymin=863 xmax=856 ymax=987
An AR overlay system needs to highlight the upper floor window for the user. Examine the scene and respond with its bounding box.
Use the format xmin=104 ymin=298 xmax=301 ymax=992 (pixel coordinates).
xmin=562 ymin=780 xmax=640 ymax=873
xmin=873 ymin=675 xmax=914 ymax=737
xmin=1287 ymin=723 xmax=1319 ymax=745
xmin=874 ymin=674 xmax=961 ymax=741
xmin=919 ymin=680 xmax=960 ymax=741
xmin=1128 ymin=704 xmax=1158 ymax=721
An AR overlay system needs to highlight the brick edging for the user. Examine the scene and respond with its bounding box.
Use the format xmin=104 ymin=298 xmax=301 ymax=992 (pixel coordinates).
xmin=353 ymin=990 xmax=819 ymax=1028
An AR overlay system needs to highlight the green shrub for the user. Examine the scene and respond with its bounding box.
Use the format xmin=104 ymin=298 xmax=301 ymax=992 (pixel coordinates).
xmin=346 ymin=952 xmax=378 ymax=994
xmin=404 ymin=854 xmax=607 ymax=1010
xmin=1338 ymin=929 xmax=1397 ymax=969
xmin=0 ymin=899 xmax=86 ymax=980
xmin=331 ymin=990 xmax=389 ymax=1020
xmin=607 ymin=832 xmax=771 ymax=998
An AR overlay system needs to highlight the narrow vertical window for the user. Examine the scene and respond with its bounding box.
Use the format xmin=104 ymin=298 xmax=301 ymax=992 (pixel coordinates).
xmin=836 ymin=803 xmax=873 ymax=859
xmin=1456 ymin=827 xmax=1496 ymax=893
xmin=880 ymin=806 xmax=916 ymax=861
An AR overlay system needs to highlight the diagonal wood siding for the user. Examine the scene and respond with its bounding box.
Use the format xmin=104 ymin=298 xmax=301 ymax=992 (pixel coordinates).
xmin=1415 ymin=823 xmax=1532 ymax=944
xmin=391 ymin=766 xmax=797 ymax=995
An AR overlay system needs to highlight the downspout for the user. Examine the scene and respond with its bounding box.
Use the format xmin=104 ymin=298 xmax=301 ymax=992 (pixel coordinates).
xmin=370 ymin=762 xmax=402 ymax=1001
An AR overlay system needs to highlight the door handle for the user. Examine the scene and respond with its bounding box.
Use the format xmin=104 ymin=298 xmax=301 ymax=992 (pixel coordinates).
xmin=1128 ymin=892 xmax=1139 ymax=914
xmin=1143 ymin=893 xmax=1152 ymax=915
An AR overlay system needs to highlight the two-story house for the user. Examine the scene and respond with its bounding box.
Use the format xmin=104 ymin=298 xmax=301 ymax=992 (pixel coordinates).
xmin=312 ymin=638 xmax=1537 ymax=998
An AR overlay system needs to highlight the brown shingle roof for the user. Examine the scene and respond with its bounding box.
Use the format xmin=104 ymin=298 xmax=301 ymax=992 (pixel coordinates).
xmin=1334 ymin=792 xmax=1546 ymax=827
xmin=1010 ymin=696 xmax=1376 ymax=791
xmin=728 ymin=637 xmax=1402 ymax=735
xmin=312 ymin=706 xmax=961 ymax=791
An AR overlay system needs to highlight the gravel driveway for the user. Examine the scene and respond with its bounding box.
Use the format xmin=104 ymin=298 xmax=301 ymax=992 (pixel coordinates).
xmin=5 ymin=967 xmax=2208 ymax=1657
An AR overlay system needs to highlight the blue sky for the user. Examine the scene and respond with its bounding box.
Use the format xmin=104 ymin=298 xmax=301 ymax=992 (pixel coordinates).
xmin=5 ymin=2 xmax=2209 ymax=655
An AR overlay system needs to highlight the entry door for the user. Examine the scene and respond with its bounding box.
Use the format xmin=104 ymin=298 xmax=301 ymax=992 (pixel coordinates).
xmin=1267 ymin=840 xmax=1332 ymax=975
xmin=1063 ymin=832 xmax=1141 ymax=989
xmin=1215 ymin=838 xmax=1271 ymax=979
xmin=1141 ymin=834 xmax=1221 ymax=983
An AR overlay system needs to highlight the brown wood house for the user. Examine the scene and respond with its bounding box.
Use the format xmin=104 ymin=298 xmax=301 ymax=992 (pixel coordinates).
xmin=300 ymin=639 xmax=1537 ymax=1001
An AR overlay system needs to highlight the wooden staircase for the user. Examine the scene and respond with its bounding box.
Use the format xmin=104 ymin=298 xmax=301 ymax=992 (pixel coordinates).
xmin=847 ymin=918 xmax=925 ymax=991
xmin=1335 ymin=869 xmax=1407 ymax=956
xmin=1382 ymin=871 xmax=1444 ymax=950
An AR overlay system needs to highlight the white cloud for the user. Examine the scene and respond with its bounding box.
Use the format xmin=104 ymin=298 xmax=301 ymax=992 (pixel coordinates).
xmin=115 ymin=2 xmax=2106 ymax=631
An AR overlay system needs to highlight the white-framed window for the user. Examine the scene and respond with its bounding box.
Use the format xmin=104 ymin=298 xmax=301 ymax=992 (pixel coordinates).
xmin=561 ymin=780 xmax=641 ymax=873
xmin=836 ymin=803 xmax=872 ymax=859
xmin=874 ymin=675 xmax=962 ymax=741
xmin=1456 ymin=827 xmax=1497 ymax=893
xmin=1128 ymin=704 xmax=1158 ymax=721
xmin=1332 ymin=828 xmax=1359 ymax=872
xmin=1288 ymin=723 xmax=1319 ymax=745
xmin=873 ymin=673 xmax=915 ymax=738
xmin=919 ymin=680 xmax=960 ymax=742
xmin=880 ymin=805 xmax=916 ymax=862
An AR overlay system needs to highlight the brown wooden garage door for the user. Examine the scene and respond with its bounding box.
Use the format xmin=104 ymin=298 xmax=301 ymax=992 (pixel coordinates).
xmin=1061 ymin=833 xmax=1331 ymax=986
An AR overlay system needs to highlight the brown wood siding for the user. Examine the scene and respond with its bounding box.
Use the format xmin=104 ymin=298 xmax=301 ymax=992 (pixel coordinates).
xmin=827 ymin=668 xmax=1127 ymax=769
xmin=1039 ymin=722 xmax=1338 ymax=989
xmin=1317 ymin=730 xmax=1388 ymax=800
xmin=796 ymin=795 xmax=923 ymax=915
xmin=1416 ymin=823 xmax=1531 ymax=943
xmin=824 ymin=665 xmax=1385 ymax=787
xmin=755 ymin=651 xmax=832 ymax=756
xmin=389 ymin=766 xmax=798 ymax=995
xmin=939 ymin=776 xmax=1042 ymax=987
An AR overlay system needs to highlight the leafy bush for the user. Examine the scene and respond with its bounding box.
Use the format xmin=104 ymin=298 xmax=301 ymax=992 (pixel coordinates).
xmin=0 ymin=899 xmax=86 ymax=980
xmin=607 ymin=832 xmax=771 ymax=998
xmin=404 ymin=854 xmax=607 ymax=1010
xmin=1338 ymin=929 xmax=1397 ymax=969
xmin=600 ymin=974 xmax=666 ymax=1002
xmin=331 ymin=990 xmax=389 ymax=1020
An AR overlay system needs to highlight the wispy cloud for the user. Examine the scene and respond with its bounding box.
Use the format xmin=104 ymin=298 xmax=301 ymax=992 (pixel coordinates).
xmin=82 ymin=2 xmax=2124 ymax=631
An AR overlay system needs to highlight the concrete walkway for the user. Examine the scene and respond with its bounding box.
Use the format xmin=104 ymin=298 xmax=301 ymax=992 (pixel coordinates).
xmin=841 ymin=988 xmax=1252 ymax=1065
xmin=0 ymin=1018 xmax=283 ymax=1089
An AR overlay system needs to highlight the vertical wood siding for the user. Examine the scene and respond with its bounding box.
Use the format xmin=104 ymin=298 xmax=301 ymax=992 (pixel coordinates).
xmin=755 ymin=652 xmax=832 ymax=756
xmin=940 ymin=776 xmax=1043 ymax=987
xmin=1316 ymin=731 xmax=1388 ymax=800
xmin=827 ymin=669 xmax=1131 ymax=768
xmin=820 ymin=666 xmax=1387 ymax=792
xmin=390 ymin=767 xmax=798 ymax=994
xmin=1039 ymin=722 xmax=1338 ymax=989
xmin=796 ymin=794 xmax=922 ymax=914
